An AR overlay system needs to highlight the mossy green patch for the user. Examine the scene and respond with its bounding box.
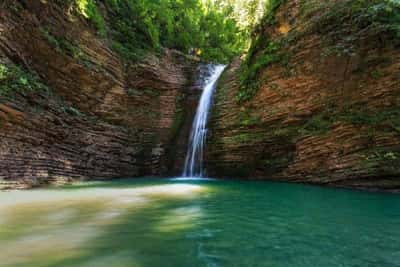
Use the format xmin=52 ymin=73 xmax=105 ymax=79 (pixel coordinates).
xmin=41 ymin=28 xmax=94 ymax=68
xmin=237 ymin=108 xmax=262 ymax=127
xmin=299 ymin=113 xmax=334 ymax=136
xmin=0 ymin=62 xmax=49 ymax=98
xmin=237 ymin=40 xmax=283 ymax=103
xmin=126 ymin=87 xmax=161 ymax=98
xmin=236 ymin=0 xmax=288 ymax=103
xmin=362 ymin=148 xmax=400 ymax=175
xmin=309 ymin=0 xmax=400 ymax=50
xmin=224 ymin=132 xmax=265 ymax=145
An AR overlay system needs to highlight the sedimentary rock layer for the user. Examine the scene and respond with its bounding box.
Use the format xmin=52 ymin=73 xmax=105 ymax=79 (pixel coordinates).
xmin=0 ymin=0 xmax=198 ymax=188
xmin=206 ymin=0 xmax=400 ymax=191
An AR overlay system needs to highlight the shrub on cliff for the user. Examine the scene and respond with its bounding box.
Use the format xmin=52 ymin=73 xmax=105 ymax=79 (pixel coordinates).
xmin=0 ymin=63 xmax=49 ymax=98
xmin=76 ymin=0 xmax=107 ymax=36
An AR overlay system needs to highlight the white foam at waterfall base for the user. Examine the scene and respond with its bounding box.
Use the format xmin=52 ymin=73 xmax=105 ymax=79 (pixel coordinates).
xmin=182 ymin=64 xmax=226 ymax=178
xmin=170 ymin=177 xmax=216 ymax=181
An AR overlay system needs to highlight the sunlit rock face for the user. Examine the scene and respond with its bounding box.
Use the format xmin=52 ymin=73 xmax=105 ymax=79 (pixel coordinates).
xmin=206 ymin=0 xmax=400 ymax=191
xmin=0 ymin=1 xmax=199 ymax=188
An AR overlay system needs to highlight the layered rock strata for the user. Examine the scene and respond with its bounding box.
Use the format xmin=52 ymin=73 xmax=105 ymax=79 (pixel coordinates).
xmin=206 ymin=0 xmax=400 ymax=191
xmin=0 ymin=0 xmax=198 ymax=188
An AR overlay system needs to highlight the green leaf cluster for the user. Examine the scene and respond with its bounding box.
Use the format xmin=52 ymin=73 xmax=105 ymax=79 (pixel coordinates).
xmin=237 ymin=40 xmax=281 ymax=102
xmin=0 ymin=63 xmax=49 ymax=98
xmin=76 ymin=0 xmax=107 ymax=36
xmin=236 ymin=0 xmax=286 ymax=102
xmin=73 ymin=0 xmax=249 ymax=63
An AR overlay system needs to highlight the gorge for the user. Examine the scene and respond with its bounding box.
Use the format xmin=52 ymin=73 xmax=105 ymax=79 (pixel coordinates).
xmin=1 ymin=0 xmax=400 ymax=265
xmin=0 ymin=0 xmax=399 ymax=190
xmin=1 ymin=0 xmax=399 ymax=191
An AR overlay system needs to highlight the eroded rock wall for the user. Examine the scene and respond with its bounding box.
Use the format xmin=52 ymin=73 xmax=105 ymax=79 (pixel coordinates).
xmin=206 ymin=0 xmax=400 ymax=191
xmin=0 ymin=0 xmax=198 ymax=188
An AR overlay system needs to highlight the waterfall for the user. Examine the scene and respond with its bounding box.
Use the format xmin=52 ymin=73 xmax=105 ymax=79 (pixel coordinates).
xmin=182 ymin=64 xmax=226 ymax=178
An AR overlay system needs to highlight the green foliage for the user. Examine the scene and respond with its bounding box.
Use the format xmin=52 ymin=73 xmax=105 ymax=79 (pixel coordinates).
xmin=213 ymin=0 xmax=269 ymax=30
xmin=62 ymin=106 xmax=83 ymax=116
xmin=300 ymin=113 xmax=333 ymax=136
xmin=259 ymin=0 xmax=286 ymax=26
xmin=298 ymin=106 xmax=400 ymax=137
xmin=236 ymin=0 xmax=286 ymax=102
xmin=41 ymin=28 xmax=62 ymax=49
xmin=103 ymin=0 xmax=161 ymax=61
xmin=0 ymin=63 xmax=49 ymax=98
xmin=126 ymin=87 xmax=160 ymax=97
xmin=310 ymin=0 xmax=400 ymax=42
xmin=363 ymin=148 xmax=400 ymax=174
xmin=236 ymin=0 xmax=400 ymax=103
xmin=70 ymin=0 xmax=249 ymax=62
xmin=41 ymin=28 xmax=93 ymax=67
xmin=237 ymin=108 xmax=262 ymax=127
xmin=368 ymin=151 xmax=400 ymax=161
xmin=340 ymin=108 xmax=400 ymax=130
xmin=237 ymin=40 xmax=282 ymax=102
xmin=302 ymin=0 xmax=400 ymax=60
xmin=226 ymin=132 xmax=265 ymax=144
xmin=75 ymin=0 xmax=106 ymax=36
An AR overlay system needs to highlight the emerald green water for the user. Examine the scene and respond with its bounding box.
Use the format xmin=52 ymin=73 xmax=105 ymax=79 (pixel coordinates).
xmin=1 ymin=178 xmax=400 ymax=267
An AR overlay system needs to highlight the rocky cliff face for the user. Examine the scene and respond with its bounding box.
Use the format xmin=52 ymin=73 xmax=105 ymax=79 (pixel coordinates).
xmin=0 ymin=0 xmax=198 ymax=188
xmin=1 ymin=0 xmax=399 ymax=191
xmin=207 ymin=0 xmax=400 ymax=191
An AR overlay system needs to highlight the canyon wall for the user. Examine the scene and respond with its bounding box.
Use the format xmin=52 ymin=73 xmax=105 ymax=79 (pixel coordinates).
xmin=0 ymin=0 xmax=198 ymax=188
xmin=1 ymin=0 xmax=399 ymax=191
xmin=207 ymin=0 xmax=400 ymax=191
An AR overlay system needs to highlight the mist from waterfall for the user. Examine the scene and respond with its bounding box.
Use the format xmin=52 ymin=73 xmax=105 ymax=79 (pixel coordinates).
xmin=182 ymin=64 xmax=226 ymax=178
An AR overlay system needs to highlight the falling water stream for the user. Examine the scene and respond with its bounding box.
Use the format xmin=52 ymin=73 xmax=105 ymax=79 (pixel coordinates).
xmin=183 ymin=64 xmax=226 ymax=178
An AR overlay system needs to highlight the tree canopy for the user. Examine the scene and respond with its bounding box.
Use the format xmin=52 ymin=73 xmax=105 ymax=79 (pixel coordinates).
xmin=74 ymin=0 xmax=270 ymax=63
